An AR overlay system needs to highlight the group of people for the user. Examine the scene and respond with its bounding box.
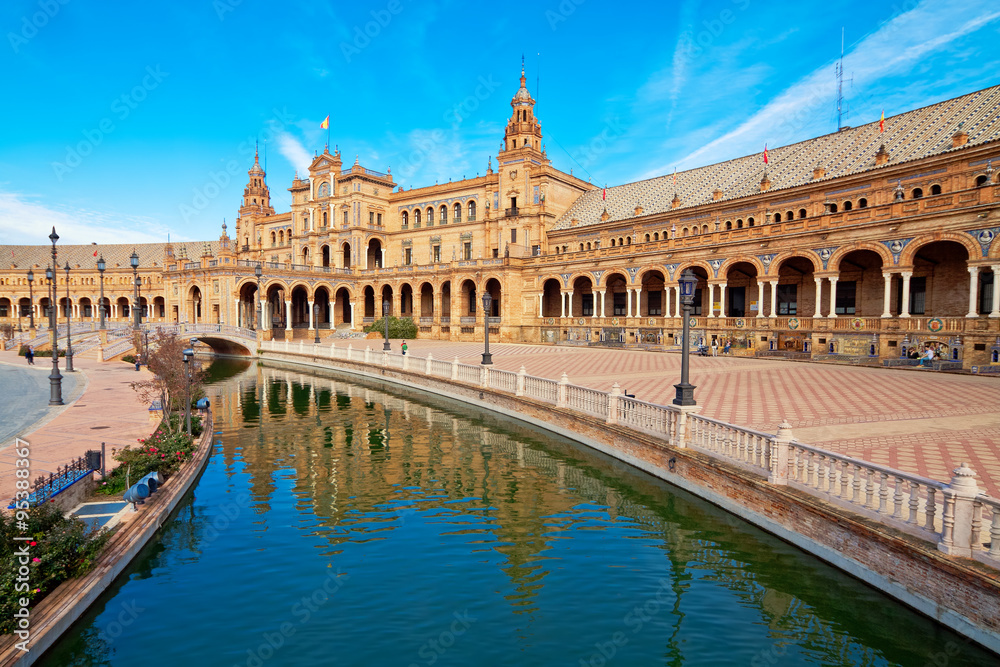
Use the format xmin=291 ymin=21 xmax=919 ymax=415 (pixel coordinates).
xmin=907 ymin=342 xmax=948 ymax=367
xmin=697 ymin=339 xmax=734 ymax=356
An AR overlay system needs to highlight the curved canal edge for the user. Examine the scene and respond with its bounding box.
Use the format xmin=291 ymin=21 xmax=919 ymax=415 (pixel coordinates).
xmin=0 ymin=410 xmax=215 ymax=667
xmin=258 ymin=347 xmax=1000 ymax=656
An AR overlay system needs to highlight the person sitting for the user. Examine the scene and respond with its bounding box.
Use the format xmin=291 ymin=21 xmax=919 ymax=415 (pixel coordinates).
xmin=921 ymin=346 xmax=934 ymax=367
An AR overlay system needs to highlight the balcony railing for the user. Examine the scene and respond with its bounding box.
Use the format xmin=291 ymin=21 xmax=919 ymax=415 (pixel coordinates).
xmin=504 ymin=207 xmax=519 ymax=217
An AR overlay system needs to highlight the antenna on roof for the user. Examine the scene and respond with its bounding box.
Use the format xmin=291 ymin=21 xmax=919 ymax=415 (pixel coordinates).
xmin=536 ymin=52 xmax=540 ymax=101
xmin=836 ymin=27 xmax=852 ymax=131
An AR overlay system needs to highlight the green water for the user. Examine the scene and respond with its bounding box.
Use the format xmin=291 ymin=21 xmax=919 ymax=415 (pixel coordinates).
xmin=41 ymin=359 xmax=998 ymax=666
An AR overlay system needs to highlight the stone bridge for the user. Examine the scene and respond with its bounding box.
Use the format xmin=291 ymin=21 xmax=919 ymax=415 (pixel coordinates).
xmin=147 ymin=323 xmax=257 ymax=356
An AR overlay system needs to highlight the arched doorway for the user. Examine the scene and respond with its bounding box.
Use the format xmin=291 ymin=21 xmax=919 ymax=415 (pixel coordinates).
xmin=342 ymin=242 xmax=351 ymax=269
xmin=380 ymin=285 xmax=395 ymax=316
xmin=542 ymin=278 xmax=561 ymax=317
xmin=723 ymin=262 xmax=759 ymax=317
xmin=238 ymin=282 xmax=259 ymax=328
xmin=335 ymin=287 xmax=353 ymax=327
xmin=484 ymin=278 xmax=501 ymax=319
xmin=419 ymin=282 xmax=434 ymax=320
xmin=322 ymin=245 xmax=331 ymax=268
xmin=363 ymin=286 xmax=376 ymax=320
xmin=571 ymin=276 xmax=594 ymax=317
xmin=460 ymin=279 xmax=477 ymax=320
xmin=604 ymin=273 xmax=628 ymax=317
xmin=907 ymin=240 xmax=971 ymax=317
xmin=314 ymin=286 xmax=331 ymax=328
xmin=639 ymin=270 xmax=665 ymax=317
xmin=440 ymin=281 xmax=451 ymax=323
xmin=773 ymin=257 xmax=816 ymax=317
xmin=290 ymin=285 xmax=309 ymax=328
xmin=265 ymin=284 xmax=285 ymax=329
xmin=188 ymin=286 xmax=202 ymax=324
xmin=367 ymin=239 xmax=383 ymax=269
xmin=399 ymin=283 xmax=414 ymax=317
xmin=834 ymin=250 xmax=885 ymax=317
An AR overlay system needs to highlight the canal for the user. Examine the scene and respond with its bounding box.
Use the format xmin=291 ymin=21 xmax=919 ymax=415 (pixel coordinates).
xmin=42 ymin=358 xmax=996 ymax=666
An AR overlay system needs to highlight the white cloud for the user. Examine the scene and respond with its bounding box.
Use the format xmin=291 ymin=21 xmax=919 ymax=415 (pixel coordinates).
xmin=646 ymin=0 xmax=1000 ymax=177
xmin=276 ymin=132 xmax=313 ymax=175
xmin=0 ymin=191 xmax=174 ymax=245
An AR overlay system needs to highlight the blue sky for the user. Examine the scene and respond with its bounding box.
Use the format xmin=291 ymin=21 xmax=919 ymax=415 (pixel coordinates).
xmin=1 ymin=0 xmax=998 ymax=246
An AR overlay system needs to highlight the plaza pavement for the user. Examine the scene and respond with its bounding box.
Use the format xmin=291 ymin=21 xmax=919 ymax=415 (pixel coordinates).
xmin=340 ymin=338 xmax=1000 ymax=497
xmin=0 ymin=349 xmax=152 ymax=502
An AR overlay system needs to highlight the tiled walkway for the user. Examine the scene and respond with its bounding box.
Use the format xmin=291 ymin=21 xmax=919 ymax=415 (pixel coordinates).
xmin=0 ymin=349 xmax=152 ymax=502
xmin=342 ymin=338 xmax=1000 ymax=496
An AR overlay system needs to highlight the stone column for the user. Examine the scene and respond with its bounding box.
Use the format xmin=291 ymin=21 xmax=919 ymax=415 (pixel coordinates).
xmin=349 ymin=301 xmax=355 ymax=329
xmin=967 ymin=266 xmax=980 ymax=318
xmin=755 ymin=281 xmax=765 ymax=318
xmin=381 ymin=248 xmax=386 ymax=268
xmin=705 ymin=283 xmax=715 ymax=318
xmin=769 ymin=281 xmax=779 ymax=318
xmin=718 ymin=283 xmax=727 ymax=318
xmin=900 ymin=272 xmax=912 ymax=318
xmin=813 ymin=278 xmax=823 ymax=318
xmin=537 ymin=293 xmax=543 ymax=318
xmin=329 ymin=298 xmax=335 ymax=325
xmin=308 ymin=300 xmax=315 ymax=330
xmin=881 ymin=273 xmax=893 ymax=318
xmin=599 ymin=290 xmax=607 ymax=318
xmin=560 ymin=292 xmax=566 ymax=318
xmin=634 ymin=286 xmax=642 ymax=317
xmin=827 ymin=277 xmax=838 ymax=319
xmin=626 ymin=289 xmax=633 ymax=318
xmin=991 ymin=266 xmax=1000 ymax=318
xmin=285 ymin=300 xmax=292 ymax=331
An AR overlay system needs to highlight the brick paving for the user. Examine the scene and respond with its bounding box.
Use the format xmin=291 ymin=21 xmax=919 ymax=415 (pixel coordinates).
xmin=0 ymin=348 xmax=152 ymax=502
xmin=347 ymin=338 xmax=1000 ymax=496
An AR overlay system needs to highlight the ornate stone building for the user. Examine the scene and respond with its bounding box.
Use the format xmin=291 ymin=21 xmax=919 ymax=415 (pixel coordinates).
xmin=2 ymin=72 xmax=999 ymax=369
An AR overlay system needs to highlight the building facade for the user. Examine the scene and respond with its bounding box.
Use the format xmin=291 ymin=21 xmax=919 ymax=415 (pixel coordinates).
xmin=2 ymin=72 xmax=999 ymax=370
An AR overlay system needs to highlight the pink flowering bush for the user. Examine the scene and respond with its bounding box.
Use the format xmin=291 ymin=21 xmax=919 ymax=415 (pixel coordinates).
xmin=97 ymin=425 xmax=197 ymax=496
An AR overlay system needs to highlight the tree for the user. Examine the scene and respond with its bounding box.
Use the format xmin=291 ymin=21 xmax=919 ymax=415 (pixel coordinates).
xmin=130 ymin=330 xmax=203 ymax=434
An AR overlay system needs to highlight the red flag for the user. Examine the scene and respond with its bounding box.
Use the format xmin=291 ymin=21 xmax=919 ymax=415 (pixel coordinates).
xmin=763 ymin=144 xmax=768 ymax=165
xmin=602 ymin=186 xmax=606 ymax=200
xmin=93 ymin=250 xmax=98 ymax=257
xmin=879 ymin=109 xmax=884 ymax=134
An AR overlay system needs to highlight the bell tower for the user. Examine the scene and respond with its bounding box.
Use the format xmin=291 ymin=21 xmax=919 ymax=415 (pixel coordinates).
xmin=239 ymin=145 xmax=275 ymax=217
xmin=502 ymin=60 xmax=543 ymax=155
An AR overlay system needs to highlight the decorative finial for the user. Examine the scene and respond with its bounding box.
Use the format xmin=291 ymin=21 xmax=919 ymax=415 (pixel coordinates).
xmin=894 ymin=179 xmax=904 ymax=201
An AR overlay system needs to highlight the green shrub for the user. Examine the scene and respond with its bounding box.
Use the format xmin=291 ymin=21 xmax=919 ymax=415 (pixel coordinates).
xmin=0 ymin=504 xmax=110 ymax=634
xmin=97 ymin=422 xmax=198 ymax=496
xmin=18 ymin=345 xmax=63 ymax=358
xmin=364 ymin=316 xmax=417 ymax=339
xmin=122 ymin=354 xmax=136 ymax=364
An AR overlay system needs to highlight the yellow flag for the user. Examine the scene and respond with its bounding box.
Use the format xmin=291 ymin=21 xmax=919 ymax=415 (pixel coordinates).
xmin=320 ymin=115 xmax=329 ymax=129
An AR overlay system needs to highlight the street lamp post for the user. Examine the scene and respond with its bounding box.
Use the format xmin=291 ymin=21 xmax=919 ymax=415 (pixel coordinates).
xmin=382 ymin=298 xmax=391 ymax=351
xmin=64 ymin=262 xmax=74 ymax=372
xmin=481 ymin=291 xmax=493 ymax=365
xmin=254 ymin=263 xmax=262 ymax=330
xmin=673 ymin=269 xmax=698 ymax=406
xmin=130 ymin=250 xmax=140 ymax=329
xmin=47 ymin=227 xmax=63 ymax=406
xmin=135 ymin=274 xmax=143 ymax=327
xmin=26 ymin=269 xmax=35 ymax=329
xmin=314 ymin=303 xmax=321 ymax=344
xmin=183 ymin=347 xmax=194 ymax=436
xmin=97 ymin=256 xmax=106 ymax=330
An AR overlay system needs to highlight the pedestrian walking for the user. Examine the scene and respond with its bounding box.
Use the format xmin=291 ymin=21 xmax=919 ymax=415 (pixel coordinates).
xmin=25 ymin=345 xmax=34 ymax=365
xmin=711 ymin=339 xmax=719 ymax=357
xmin=401 ymin=341 xmax=408 ymax=356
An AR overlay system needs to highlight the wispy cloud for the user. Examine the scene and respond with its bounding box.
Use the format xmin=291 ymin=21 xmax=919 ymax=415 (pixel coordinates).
xmin=647 ymin=0 xmax=1000 ymax=177
xmin=0 ymin=190 xmax=174 ymax=245
xmin=276 ymin=132 xmax=312 ymax=176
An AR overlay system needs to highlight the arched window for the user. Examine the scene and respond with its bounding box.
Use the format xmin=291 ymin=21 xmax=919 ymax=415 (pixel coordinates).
xmin=322 ymin=211 xmax=327 ymax=227
xmin=843 ymin=200 xmax=853 ymax=211
xmin=725 ymin=221 xmax=732 ymax=230
xmin=748 ymin=217 xmax=755 ymax=227
xmin=692 ymin=226 xmax=699 ymax=236
xmin=737 ymin=219 xmax=744 ymax=229
xmin=414 ymin=209 xmax=421 ymax=225
xmin=610 ymin=238 xmax=616 ymax=247
xmin=773 ymin=213 xmax=781 ymax=223
xmin=579 ymin=243 xmax=584 ymax=251
xmin=271 ymin=231 xmax=276 ymax=244
xmin=401 ymin=211 xmax=408 ymax=227
xmin=467 ymin=201 xmax=475 ymax=221
xmin=440 ymin=205 xmax=448 ymax=223
xmin=653 ymin=232 xmax=659 ymax=241
xmin=912 ymin=188 xmax=923 ymax=199
xmin=702 ymin=225 xmax=709 ymax=234
xmin=829 ymin=203 xmax=839 ymax=214
xmin=930 ymin=184 xmax=942 ymax=195
xmin=786 ymin=210 xmax=793 ymax=220
xmin=644 ymin=233 xmax=650 ymax=242
xmin=587 ymin=242 xmax=592 ymax=250
xmin=799 ymin=208 xmax=807 ymax=218
xmin=426 ymin=207 xmax=434 ymax=223
xmin=976 ymin=174 xmax=989 ymax=187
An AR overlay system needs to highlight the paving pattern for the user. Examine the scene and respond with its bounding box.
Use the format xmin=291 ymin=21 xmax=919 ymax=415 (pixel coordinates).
xmin=351 ymin=339 xmax=1000 ymax=496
